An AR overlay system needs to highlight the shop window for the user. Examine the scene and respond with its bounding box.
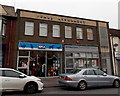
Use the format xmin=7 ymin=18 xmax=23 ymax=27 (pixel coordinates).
xmin=66 ymin=52 xmax=73 ymax=57
xmin=74 ymin=53 xmax=80 ymax=57
xmin=0 ymin=19 xmax=6 ymax=36
xmin=92 ymin=53 xmax=99 ymax=58
xmin=87 ymin=28 xmax=94 ymax=40
xmin=92 ymin=60 xmax=98 ymax=67
xmin=76 ymin=27 xmax=83 ymax=39
xmin=86 ymin=53 xmax=92 ymax=58
xmin=53 ymin=25 xmax=60 ymax=37
xmin=66 ymin=59 xmax=73 ymax=68
xmin=25 ymin=21 xmax=34 ymax=36
xmin=39 ymin=23 xmax=47 ymax=36
xmin=65 ymin=26 xmax=72 ymax=38
xmin=19 ymin=50 xmax=29 ymax=56
xmin=80 ymin=53 xmax=86 ymax=57
xmin=74 ymin=59 xmax=84 ymax=68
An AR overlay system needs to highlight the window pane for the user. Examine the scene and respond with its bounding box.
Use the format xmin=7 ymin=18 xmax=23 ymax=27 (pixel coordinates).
xmin=87 ymin=28 xmax=93 ymax=40
xmin=66 ymin=53 xmax=73 ymax=57
xmin=99 ymin=27 xmax=108 ymax=47
xmin=76 ymin=27 xmax=83 ymax=39
xmin=86 ymin=53 xmax=92 ymax=58
xmin=80 ymin=53 xmax=86 ymax=57
xmin=65 ymin=26 xmax=72 ymax=38
xmin=83 ymin=70 xmax=95 ymax=75
xmin=4 ymin=70 xmax=21 ymax=78
xmin=53 ymin=25 xmax=60 ymax=37
xmin=25 ymin=22 xmax=34 ymax=35
xmin=94 ymin=70 xmax=104 ymax=75
xmin=39 ymin=23 xmax=47 ymax=36
xmin=66 ymin=59 xmax=73 ymax=68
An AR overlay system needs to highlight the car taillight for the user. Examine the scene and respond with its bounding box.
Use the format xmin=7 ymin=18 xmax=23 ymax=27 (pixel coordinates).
xmin=65 ymin=76 xmax=72 ymax=81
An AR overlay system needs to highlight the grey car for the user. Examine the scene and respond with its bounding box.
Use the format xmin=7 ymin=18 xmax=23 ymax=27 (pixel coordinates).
xmin=58 ymin=68 xmax=120 ymax=90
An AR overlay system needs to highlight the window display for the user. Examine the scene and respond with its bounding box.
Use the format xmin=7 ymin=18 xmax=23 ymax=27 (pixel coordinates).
xmin=17 ymin=50 xmax=61 ymax=77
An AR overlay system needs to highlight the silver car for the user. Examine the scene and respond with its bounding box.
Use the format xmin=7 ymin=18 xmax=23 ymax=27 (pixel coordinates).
xmin=58 ymin=68 xmax=120 ymax=90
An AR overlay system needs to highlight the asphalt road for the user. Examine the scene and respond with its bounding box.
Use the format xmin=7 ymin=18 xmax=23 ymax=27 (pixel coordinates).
xmin=1 ymin=86 xmax=120 ymax=96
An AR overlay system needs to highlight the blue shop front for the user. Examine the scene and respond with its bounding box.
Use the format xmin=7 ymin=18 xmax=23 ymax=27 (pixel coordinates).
xmin=17 ymin=42 xmax=62 ymax=77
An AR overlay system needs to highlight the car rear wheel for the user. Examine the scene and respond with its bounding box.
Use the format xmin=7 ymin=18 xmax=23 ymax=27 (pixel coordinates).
xmin=24 ymin=83 xmax=37 ymax=94
xmin=78 ymin=81 xmax=87 ymax=91
xmin=113 ymin=80 xmax=120 ymax=88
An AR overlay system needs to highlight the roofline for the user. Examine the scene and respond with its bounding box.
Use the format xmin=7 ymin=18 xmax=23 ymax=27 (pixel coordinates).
xmin=16 ymin=9 xmax=109 ymax=23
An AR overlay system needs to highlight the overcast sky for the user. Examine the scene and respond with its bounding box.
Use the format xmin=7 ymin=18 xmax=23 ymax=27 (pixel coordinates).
xmin=0 ymin=0 xmax=119 ymax=29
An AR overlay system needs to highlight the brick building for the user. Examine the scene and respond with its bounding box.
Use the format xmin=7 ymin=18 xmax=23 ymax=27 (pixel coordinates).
xmin=11 ymin=9 xmax=113 ymax=77
xmin=0 ymin=5 xmax=16 ymax=68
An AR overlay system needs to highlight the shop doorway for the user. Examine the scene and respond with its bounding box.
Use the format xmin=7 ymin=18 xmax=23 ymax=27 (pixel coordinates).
xmin=47 ymin=52 xmax=61 ymax=76
xmin=29 ymin=51 xmax=46 ymax=77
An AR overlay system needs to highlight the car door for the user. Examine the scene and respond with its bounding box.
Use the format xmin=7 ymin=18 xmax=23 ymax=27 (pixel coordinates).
xmin=0 ymin=70 xmax=3 ymax=91
xmin=2 ymin=70 xmax=26 ymax=91
xmin=94 ymin=69 xmax=112 ymax=86
xmin=82 ymin=70 xmax=98 ymax=87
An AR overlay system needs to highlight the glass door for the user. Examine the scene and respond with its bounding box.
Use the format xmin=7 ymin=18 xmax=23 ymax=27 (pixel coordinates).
xmin=17 ymin=51 xmax=30 ymax=75
xmin=29 ymin=51 xmax=46 ymax=77
xmin=47 ymin=52 xmax=61 ymax=76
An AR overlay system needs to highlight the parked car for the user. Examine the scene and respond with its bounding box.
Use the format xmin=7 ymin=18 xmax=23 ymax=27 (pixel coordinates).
xmin=0 ymin=68 xmax=43 ymax=94
xmin=58 ymin=68 xmax=120 ymax=90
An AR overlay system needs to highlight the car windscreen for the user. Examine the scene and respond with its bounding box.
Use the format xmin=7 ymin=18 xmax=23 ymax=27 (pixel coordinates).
xmin=69 ymin=69 xmax=81 ymax=74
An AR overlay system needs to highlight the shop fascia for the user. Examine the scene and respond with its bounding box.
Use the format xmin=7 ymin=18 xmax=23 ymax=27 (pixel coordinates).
xmin=19 ymin=42 xmax=62 ymax=51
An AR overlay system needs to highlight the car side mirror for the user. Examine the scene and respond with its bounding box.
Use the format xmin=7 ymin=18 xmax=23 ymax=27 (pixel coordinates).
xmin=19 ymin=74 xmax=26 ymax=78
xmin=103 ymin=73 xmax=107 ymax=76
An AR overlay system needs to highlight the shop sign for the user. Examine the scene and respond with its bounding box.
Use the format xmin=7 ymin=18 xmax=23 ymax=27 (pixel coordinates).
xmin=20 ymin=11 xmax=97 ymax=26
xmin=19 ymin=42 xmax=62 ymax=51
xmin=65 ymin=45 xmax=98 ymax=53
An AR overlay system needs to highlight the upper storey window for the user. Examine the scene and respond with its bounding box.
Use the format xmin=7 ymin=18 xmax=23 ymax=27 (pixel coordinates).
xmin=39 ymin=23 xmax=48 ymax=37
xmin=53 ymin=25 xmax=60 ymax=37
xmin=25 ymin=21 xmax=34 ymax=36
xmin=87 ymin=28 xmax=94 ymax=40
xmin=76 ymin=27 xmax=83 ymax=39
xmin=65 ymin=26 xmax=72 ymax=38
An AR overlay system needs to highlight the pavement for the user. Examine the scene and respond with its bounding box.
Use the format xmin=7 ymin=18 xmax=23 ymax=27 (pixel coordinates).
xmin=40 ymin=77 xmax=60 ymax=88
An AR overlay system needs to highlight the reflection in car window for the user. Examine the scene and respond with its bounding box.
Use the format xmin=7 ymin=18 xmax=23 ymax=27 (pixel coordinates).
xmin=4 ymin=70 xmax=22 ymax=78
xmin=94 ymin=70 xmax=104 ymax=75
xmin=83 ymin=70 xmax=95 ymax=75
xmin=69 ymin=69 xmax=81 ymax=74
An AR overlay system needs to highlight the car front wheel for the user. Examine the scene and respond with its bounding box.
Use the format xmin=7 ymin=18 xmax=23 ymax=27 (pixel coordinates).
xmin=24 ymin=83 xmax=37 ymax=94
xmin=78 ymin=81 xmax=87 ymax=91
xmin=113 ymin=80 xmax=120 ymax=88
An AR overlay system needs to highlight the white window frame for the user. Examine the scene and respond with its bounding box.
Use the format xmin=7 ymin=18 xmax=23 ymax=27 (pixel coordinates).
xmin=76 ymin=27 xmax=83 ymax=39
xmin=25 ymin=21 xmax=34 ymax=36
xmin=39 ymin=23 xmax=48 ymax=37
xmin=53 ymin=24 xmax=60 ymax=37
xmin=65 ymin=26 xmax=72 ymax=38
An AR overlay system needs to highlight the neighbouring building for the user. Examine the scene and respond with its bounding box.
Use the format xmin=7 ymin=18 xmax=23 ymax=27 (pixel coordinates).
xmin=9 ymin=9 xmax=113 ymax=77
xmin=0 ymin=4 xmax=16 ymax=68
xmin=110 ymin=29 xmax=120 ymax=76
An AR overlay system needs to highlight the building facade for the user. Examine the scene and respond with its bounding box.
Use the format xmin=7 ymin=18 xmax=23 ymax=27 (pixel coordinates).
xmin=110 ymin=29 xmax=120 ymax=76
xmin=9 ymin=9 xmax=112 ymax=77
xmin=0 ymin=5 xmax=16 ymax=68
